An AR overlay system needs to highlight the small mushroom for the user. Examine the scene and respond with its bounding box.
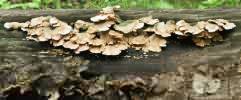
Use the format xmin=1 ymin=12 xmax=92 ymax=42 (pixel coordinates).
xmin=101 ymin=5 xmax=120 ymax=13
xmin=90 ymin=6 xmax=119 ymax=22
xmin=192 ymin=37 xmax=211 ymax=47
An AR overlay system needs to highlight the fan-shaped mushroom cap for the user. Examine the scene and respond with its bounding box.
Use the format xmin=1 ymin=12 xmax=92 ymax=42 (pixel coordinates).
xmin=52 ymin=39 xmax=65 ymax=47
xmin=75 ymin=44 xmax=89 ymax=54
xmin=129 ymin=34 xmax=148 ymax=45
xmin=63 ymin=41 xmax=79 ymax=50
xmin=89 ymin=38 xmax=105 ymax=46
xmin=139 ymin=16 xmax=159 ymax=25
xmin=142 ymin=34 xmax=167 ymax=52
xmin=74 ymin=20 xmax=92 ymax=31
xmin=114 ymin=20 xmax=144 ymax=34
xmin=102 ymin=45 xmax=122 ymax=55
xmin=108 ymin=30 xmax=123 ymax=39
xmin=90 ymin=6 xmax=120 ymax=22
xmin=11 ymin=16 xmax=73 ymax=42
xmin=89 ymin=46 xmax=104 ymax=54
xmin=145 ymin=21 xmax=175 ymax=37
xmin=4 ymin=22 xmax=28 ymax=30
xmin=208 ymin=19 xmax=236 ymax=30
xmin=205 ymin=23 xmax=219 ymax=33
xmin=92 ymin=21 xmax=115 ymax=32
xmin=29 ymin=16 xmax=49 ymax=27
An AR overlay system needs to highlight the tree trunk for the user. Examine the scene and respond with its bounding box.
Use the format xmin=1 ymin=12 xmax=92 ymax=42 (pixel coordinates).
xmin=0 ymin=9 xmax=240 ymax=100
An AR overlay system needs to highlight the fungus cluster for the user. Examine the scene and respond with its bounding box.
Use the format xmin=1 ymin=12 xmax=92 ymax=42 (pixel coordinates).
xmin=4 ymin=6 xmax=236 ymax=55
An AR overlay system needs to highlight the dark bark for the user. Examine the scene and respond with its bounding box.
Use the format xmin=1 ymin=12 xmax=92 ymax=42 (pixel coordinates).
xmin=0 ymin=9 xmax=240 ymax=100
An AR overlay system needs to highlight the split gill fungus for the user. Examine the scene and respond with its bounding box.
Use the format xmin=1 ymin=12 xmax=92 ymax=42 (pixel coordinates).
xmin=4 ymin=6 xmax=236 ymax=56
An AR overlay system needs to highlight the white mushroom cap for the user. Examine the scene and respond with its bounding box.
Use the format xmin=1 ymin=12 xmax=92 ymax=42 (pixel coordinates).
xmin=223 ymin=22 xmax=236 ymax=30
xmin=4 ymin=22 xmax=27 ymax=30
xmin=205 ymin=23 xmax=219 ymax=33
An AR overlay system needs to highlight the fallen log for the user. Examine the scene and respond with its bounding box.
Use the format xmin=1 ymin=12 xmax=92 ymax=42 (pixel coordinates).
xmin=0 ymin=9 xmax=240 ymax=100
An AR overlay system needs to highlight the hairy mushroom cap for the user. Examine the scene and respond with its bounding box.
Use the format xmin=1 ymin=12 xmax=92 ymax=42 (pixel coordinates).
xmin=139 ymin=16 xmax=159 ymax=25
xmin=114 ymin=20 xmax=144 ymax=34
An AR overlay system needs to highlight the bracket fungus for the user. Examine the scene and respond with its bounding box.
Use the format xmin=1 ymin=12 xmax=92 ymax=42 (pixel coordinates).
xmin=4 ymin=6 xmax=236 ymax=55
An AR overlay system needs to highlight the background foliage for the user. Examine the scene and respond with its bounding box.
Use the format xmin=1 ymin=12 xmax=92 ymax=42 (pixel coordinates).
xmin=0 ymin=0 xmax=240 ymax=9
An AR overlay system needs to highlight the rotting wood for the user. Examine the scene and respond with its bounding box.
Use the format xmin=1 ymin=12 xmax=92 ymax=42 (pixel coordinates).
xmin=0 ymin=9 xmax=240 ymax=100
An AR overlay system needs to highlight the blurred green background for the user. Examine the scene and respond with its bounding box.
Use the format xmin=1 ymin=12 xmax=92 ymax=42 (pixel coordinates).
xmin=0 ymin=0 xmax=240 ymax=9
